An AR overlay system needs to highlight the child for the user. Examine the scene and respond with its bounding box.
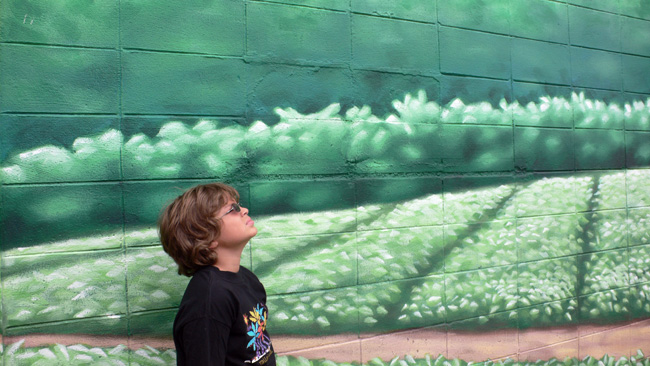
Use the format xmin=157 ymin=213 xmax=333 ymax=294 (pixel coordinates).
xmin=159 ymin=183 xmax=275 ymax=366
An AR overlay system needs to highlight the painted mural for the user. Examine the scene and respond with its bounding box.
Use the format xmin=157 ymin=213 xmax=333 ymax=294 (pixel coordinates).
xmin=1 ymin=0 xmax=650 ymax=365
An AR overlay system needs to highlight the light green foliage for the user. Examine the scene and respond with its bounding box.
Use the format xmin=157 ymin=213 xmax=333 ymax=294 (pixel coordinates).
xmin=4 ymin=172 xmax=649 ymax=335
xmin=3 ymin=91 xmax=649 ymax=183
xmin=1 ymin=129 xmax=121 ymax=183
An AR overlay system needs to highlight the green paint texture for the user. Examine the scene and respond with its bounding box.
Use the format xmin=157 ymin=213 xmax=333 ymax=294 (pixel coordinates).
xmin=1 ymin=0 xmax=650 ymax=365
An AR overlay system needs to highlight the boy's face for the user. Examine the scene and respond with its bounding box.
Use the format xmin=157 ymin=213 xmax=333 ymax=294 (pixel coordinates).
xmin=214 ymin=198 xmax=258 ymax=249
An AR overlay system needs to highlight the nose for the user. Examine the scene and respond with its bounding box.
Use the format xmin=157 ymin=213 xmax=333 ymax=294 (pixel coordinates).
xmin=240 ymin=205 xmax=249 ymax=215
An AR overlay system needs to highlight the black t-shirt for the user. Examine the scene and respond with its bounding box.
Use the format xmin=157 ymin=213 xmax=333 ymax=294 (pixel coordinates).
xmin=173 ymin=266 xmax=276 ymax=366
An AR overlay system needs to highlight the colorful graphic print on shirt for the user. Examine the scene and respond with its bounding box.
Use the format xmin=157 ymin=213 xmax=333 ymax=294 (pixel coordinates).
xmin=244 ymin=303 xmax=272 ymax=364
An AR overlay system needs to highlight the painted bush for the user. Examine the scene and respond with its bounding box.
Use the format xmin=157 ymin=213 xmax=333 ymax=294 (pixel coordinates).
xmin=2 ymin=0 xmax=650 ymax=364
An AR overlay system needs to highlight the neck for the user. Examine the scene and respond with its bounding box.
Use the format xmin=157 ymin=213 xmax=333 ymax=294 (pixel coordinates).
xmin=214 ymin=246 xmax=244 ymax=273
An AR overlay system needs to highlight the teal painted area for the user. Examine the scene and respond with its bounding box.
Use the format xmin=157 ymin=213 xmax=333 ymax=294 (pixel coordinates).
xmin=512 ymin=39 xmax=571 ymax=85
xmin=121 ymin=52 xmax=247 ymax=115
xmin=121 ymin=0 xmax=245 ymax=55
xmin=0 ymin=45 xmax=119 ymax=113
xmin=0 ymin=0 xmax=118 ymax=47
xmin=569 ymin=6 xmax=621 ymax=52
xmin=570 ymin=48 xmax=622 ymax=91
xmin=352 ymin=15 xmax=438 ymax=75
xmin=439 ymin=27 xmax=511 ymax=79
xmin=247 ymin=3 xmax=350 ymax=65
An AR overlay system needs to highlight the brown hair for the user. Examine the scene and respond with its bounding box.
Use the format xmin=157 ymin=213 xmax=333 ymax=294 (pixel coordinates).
xmin=158 ymin=183 xmax=240 ymax=277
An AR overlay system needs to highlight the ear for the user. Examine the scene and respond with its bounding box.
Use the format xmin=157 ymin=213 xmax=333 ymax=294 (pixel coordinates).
xmin=209 ymin=240 xmax=219 ymax=249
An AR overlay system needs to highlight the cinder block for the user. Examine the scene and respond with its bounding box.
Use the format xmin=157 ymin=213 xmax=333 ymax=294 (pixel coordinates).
xmin=566 ymin=0 xmax=618 ymax=13
xmin=570 ymin=47 xmax=622 ymax=90
xmin=443 ymin=176 xmax=516 ymax=224
xmin=359 ymin=324 xmax=447 ymax=362
xmin=247 ymin=2 xmax=350 ymax=65
xmin=509 ymin=0 xmax=568 ymax=43
xmin=515 ymin=127 xmax=574 ymax=171
xmin=569 ymin=6 xmax=621 ymax=52
xmin=122 ymin=117 xmax=248 ymax=180
xmin=358 ymin=275 xmax=445 ymax=332
xmin=126 ymin=246 xmax=189 ymax=311
xmin=245 ymin=99 xmax=349 ymax=175
xmin=622 ymin=54 xmax=650 ymax=94
xmin=352 ymin=122 xmax=443 ymax=174
xmin=0 ymin=0 xmax=118 ymax=47
xmin=121 ymin=51 xmax=246 ymax=115
xmin=251 ymin=180 xmax=356 ymax=236
xmin=129 ymin=309 xmax=176 ymax=340
xmin=512 ymin=38 xmax=571 ymax=85
xmin=578 ymin=320 xmax=631 ymax=359
xmin=445 ymin=219 xmax=516 ymax=272
xmin=352 ymin=15 xmax=438 ymax=76
xmin=438 ymin=0 xmax=509 ymax=34
xmin=515 ymin=173 xmax=578 ymax=217
xmin=253 ymin=233 xmax=357 ymax=294
xmin=2 ymin=183 xmax=123 ymax=253
xmin=518 ymin=338 xmax=579 ymax=363
xmin=578 ymin=170 xmax=627 ymax=210
xmin=440 ymin=75 xmax=512 ymax=109
xmin=122 ymin=180 xmax=241 ymax=240
xmin=626 ymin=131 xmax=650 ymax=168
xmin=439 ymin=27 xmax=511 ymax=80
xmin=513 ymin=83 xmax=572 ymax=109
xmin=513 ymin=83 xmax=573 ymax=128
xmin=622 ymin=17 xmax=650 ymax=57
xmin=628 ymin=207 xmax=650 ymax=246
xmin=352 ymin=70 xmax=440 ymax=118
xmin=247 ymin=63 xmax=354 ymax=123
xmin=624 ymin=94 xmax=650 ymax=131
xmin=445 ymin=267 xmax=517 ymax=321
xmin=0 ymin=45 xmax=119 ymax=113
xmin=574 ymin=129 xmax=625 ymax=170
xmin=2 ymin=315 xmax=127 ymax=343
xmin=352 ymin=0 xmax=436 ymax=22
xmin=577 ymin=248 xmax=629 ymax=297
xmin=630 ymin=244 xmax=650 ymax=284
xmin=281 ymin=339 xmax=362 ymax=364
xmin=578 ymin=287 xmax=631 ymax=326
xmin=356 ymin=176 xmax=443 ymax=230
xmin=517 ymin=214 xmax=581 ymax=261
xmin=263 ymin=0 xmax=348 ymax=11
xmin=517 ymin=299 xmax=579 ymax=349
xmin=0 ymin=115 xmax=120 ymax=184
xmin=121 ymin=0 xmax=244 ymax=55
xmin=518 ymin=298 xmax=579 ymax=338
xmin=620 ymin=0 xmax=650 ymax=20
xmin=627 ymin=169 xmax=650 ymax=207
xmin=358 ymin=226 xmax=443 ymax=284
xmin=2 ymin=250 xmax=127 ymax=327
xmin=518 ymin=258 xmax=578 ymax=307
xmin=447 ymin=312 xmax=518 ymax=360
xmin=581 ymin=210 xmax=628 ymax=252
xmin=267 ymin=286 xmax=359 ymax=335
xmin=441 ymin=125 xmax=514 ymax=172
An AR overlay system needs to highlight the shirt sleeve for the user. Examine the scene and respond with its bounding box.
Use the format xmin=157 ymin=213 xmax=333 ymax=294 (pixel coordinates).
xmin=178 ymin=318 xmax=231 ymax=366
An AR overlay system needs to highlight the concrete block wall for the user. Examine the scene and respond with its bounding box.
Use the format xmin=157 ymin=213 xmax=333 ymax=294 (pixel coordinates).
xmin=1 ymin=0 xmax=650 ymax=365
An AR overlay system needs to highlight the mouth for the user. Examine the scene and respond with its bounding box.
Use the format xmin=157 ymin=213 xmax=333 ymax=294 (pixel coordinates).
xmin=246 ymin=218 xmax=254 ymax=226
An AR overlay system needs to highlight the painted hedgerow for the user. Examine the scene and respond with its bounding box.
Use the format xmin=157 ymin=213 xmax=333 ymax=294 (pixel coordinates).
xmin=3 ymin=171 xmax=650 ymax=336
xmin=2 ymin=91 xmax=648 ymax=184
